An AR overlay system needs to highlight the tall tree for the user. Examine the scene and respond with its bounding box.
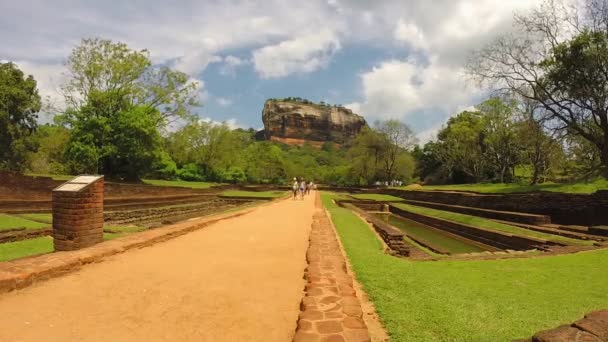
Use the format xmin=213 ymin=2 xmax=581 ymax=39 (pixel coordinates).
xmin=0 ymin=62 xmax=41 ymax=171
xmin=468 ymin=0 xmax=608 ymax=175
xmin=478 ymin=98 xmax=520 ymax=183
xmin=58 ymin=38 xmax=199 ymax=180
xmin=375 ymin=120 xmax=417 ymax=181
xmin=436 ymin=111 xmax=487 ymax=182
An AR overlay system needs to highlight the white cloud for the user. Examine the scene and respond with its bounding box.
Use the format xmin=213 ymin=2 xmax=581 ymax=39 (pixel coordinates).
xmin=219 ymin=55 xmax=249 ymax=76
xmin=252 ymin=29 xmax=341 ymax=79
xmin=216 ymin=97 xmax=233 ymax=107
xmin=352 ymin=57 xmax=480 ymax=123
xmin=173 ymin=54 xmax=222 ymax=76
xmin=394 ymin=19 xmax=427 ymax=50
xmin=200 ymin=117 xmax=242 ymax=129
xmin=12 ymin=61 xmax=68 ymax=120
xmin=0 ymin=0 xmax=548 ymax=131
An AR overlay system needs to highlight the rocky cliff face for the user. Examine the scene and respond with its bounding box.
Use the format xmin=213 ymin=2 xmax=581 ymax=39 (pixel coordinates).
xmin=261 ymin=99 xmax=366 ymax=147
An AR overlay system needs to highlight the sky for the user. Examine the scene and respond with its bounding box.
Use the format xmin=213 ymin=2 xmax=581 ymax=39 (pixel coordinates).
xmin=0 ymin=0 xmax=544 ymax=143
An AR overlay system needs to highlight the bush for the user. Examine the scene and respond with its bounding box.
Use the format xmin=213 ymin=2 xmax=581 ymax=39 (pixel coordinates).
xmin=177 ymin=163 xmax=204 ymax=181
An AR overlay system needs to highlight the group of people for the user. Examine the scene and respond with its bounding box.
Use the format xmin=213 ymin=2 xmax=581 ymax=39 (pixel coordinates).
xmin=374 ymin=180 xmax=404 ymax=187
xmin=292 ymin=177 xmax=315 ymax=200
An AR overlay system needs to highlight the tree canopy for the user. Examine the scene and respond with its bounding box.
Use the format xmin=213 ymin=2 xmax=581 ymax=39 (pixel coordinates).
xmin=0 ymin=62 xmax=41 ymax=171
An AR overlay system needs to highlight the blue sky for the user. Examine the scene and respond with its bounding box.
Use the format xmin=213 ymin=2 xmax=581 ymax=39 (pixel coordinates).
xmin=0 ymin=0 xmax=543 ymax=142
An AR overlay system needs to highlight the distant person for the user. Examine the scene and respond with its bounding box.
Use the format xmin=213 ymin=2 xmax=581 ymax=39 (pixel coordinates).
xmin=307 ymin=181 xmax=314 ymax=195
xmin=300 ymin=179 xmax=306 ymax=199
xmin=292 ymin=177 xmax=299 ymax=200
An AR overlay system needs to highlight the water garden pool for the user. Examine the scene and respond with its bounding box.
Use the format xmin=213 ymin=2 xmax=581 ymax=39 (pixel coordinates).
xmin=374 ymin=213 xmax=493 ymax=254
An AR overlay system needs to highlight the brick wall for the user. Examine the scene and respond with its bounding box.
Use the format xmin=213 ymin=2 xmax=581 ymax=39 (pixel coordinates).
xmin=379 ymin=189 xmax=608 ymax=226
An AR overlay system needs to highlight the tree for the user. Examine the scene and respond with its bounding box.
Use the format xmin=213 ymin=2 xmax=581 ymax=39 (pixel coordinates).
xmin=375 ymin=120 xmax=417 ymax=181
xmin=468 ymin=0 xmax=608 ymax=175
xmin=58 ymin=38 xmax=199 ymax=179
xmin=516 ymin=99 xmax=564 ymax=184
xmin=436 ymin=111 xmax=487 ymax=182
xmin=25 ymin=124 xmax=70 ymax=174
xmin=0 ymin=62 xmax=41 ymax=171
xmin=244 ymin=142 xmax=286 ymax=183
xmin=166 ymin=120 xmax=250 ymax=181
xmin=478 ymin=98 xmax=520 ymax=183
xmin=60 ymin=38 xmax=199 ymax=127
xmin=412 ymin=142 xmax=444 ymax=184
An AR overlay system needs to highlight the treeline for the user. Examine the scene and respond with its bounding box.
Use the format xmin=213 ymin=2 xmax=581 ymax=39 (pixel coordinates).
xmin=1 ymin=38 xmax=416 ymax=185
xmin=414 ymin=97 xmax=596 ymax=185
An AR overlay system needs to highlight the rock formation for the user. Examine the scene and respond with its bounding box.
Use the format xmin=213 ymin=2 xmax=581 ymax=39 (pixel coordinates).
xmin=261 ymin=99 xmax=366 ymax=147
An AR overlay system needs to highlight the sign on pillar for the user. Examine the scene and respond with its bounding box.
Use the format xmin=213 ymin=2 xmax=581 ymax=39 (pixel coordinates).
xmin=52 ymin=175 xmax=104 ymax=251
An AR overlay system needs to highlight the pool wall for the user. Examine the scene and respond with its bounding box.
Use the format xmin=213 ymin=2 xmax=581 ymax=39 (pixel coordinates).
xmin=341 ymin=203 xmax=410 ymax=257
xmin=388 ymin=205 xmax=563 ymax=251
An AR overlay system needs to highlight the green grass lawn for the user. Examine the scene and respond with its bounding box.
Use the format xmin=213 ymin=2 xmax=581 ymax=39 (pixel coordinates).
xmin=390 ymin=203 xmax=592 ymax=246
xmin=25 ymin=173 xmax=74 ymax=181
xmin=15 ymin=213 xmax=53 ymax=224
xmin=0 ymin=237 xmax=54 ymax=262
xmin=324 ymin=192 xmax=353 ymax=201
xmin=142 ymin=179 xmax=221 ymax=189
xmin=321 ymin=193 xmax=608 ymax=341
xmin=220 ymin=190 xmax=286 ymax=198
xmin=351 ymin=193 xmax=404 ymax=201
xmin=0 ymin=214 xmax=50 ymax=231
xmin=404 ymin=179 xmax=608 ymax=194
xmin=103 ymin=225 xmax=148 ymax=240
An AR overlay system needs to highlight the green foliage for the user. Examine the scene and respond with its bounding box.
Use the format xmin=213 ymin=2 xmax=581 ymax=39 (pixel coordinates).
xmin=142 ymin=179 xmax=219 ymax=189
xmin=244 ymin=142 xmax=287 ymax=183
xmin=321 ymin=193 xmax=608 ymax=341
xmin=0 ymin=62 xmax=41 ymax=171
xmin=423 ymin=97 xmax=569 ymax=185
xmin=25 ymin=124 xmax=70 ymax=174
xmin=57 ymin=38 xmax=199 ymax=180
xmin=176 ymin=163 xmax=204 ymax=181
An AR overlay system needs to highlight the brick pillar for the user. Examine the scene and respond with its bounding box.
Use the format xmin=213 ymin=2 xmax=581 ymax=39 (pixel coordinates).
xmin=52 ymin=176 xmax=104 ymax=251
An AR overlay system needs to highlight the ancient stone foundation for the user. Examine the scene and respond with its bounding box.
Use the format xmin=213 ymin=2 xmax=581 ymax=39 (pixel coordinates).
xmin=52 ymin=176 xmax=104 ymax=251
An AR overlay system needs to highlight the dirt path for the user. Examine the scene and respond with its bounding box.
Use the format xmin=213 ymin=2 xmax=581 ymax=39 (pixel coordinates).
xmin=0 ymin=195 xmax=315 ymax=342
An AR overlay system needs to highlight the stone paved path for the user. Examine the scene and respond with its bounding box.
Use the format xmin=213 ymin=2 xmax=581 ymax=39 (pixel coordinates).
xmin=0 ymin=195 xmax=315 ymax=342
xmin=293 ymin=194 xmax=371 ymax=342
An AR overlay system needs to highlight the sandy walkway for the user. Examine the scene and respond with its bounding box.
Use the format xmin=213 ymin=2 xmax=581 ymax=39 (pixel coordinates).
xmin=0 ymin=195 xmax=315 ymax=342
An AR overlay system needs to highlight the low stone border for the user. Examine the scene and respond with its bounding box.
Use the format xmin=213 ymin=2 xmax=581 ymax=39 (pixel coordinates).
xmin=293 ymin=195 xmax=371 ymax=342
xmin=0 ymin=228 xmax=51 ymax=243
xmin=0 ymin=205 xmax=260 ymax=294
xmin=515 ymin=310 xmax=608 ymax=341
xmin=389 ymin=205 xmax=562 ymax=251
xmin=341 ymin=203 xmax=409 ymax=257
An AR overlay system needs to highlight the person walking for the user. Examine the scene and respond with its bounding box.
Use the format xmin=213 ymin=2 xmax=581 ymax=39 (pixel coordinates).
xmin=307 ymin=180 xmax=313 ymax=195
xmin=292 ymin=178 xmax=299 ymax=200
xmin=299 ymin=179 xmax=306 ymax=200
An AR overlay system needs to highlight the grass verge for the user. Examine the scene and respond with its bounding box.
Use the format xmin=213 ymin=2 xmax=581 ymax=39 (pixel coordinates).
xmin=321 ymin=192 xmax=608 ymax=341
xmin=391 ymin=203 xmax=592 ymax=246
xmin=15 ymin=213 xmax=52 ymax=224
xmin=0 ymin=214 xmax=50 ymax=231
xmin=350 ymin=193 xmax=404 ymax=201
xmin=142 ymin=179 xmax=220 ymax=189
xmin=402 ymin=179 xmax=608 ymax=194
xmin=220 ymin=190 xmax=286 ymax=198
xmin=0 ymin=237 xmax=54 ymax=262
